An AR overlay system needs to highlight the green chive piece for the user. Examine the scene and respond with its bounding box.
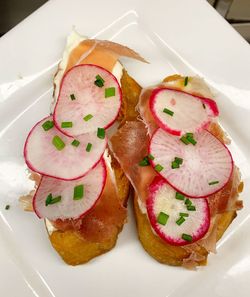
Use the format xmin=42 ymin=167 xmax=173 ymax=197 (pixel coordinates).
xmin=71 ymin=139 xmax=80 ymax=147
xmin=202 ymin=103 xmax=206 ymax=109
xmin=176 ymin=216 xmax=186 ymax=226
xmin=50 ymin=196 xmax=61 ymax=205
xmin=105 ymin=87 xmax=116 ymax=98
xmin=171 ymin=161 xmax=180 ymax=169
xmin=180 ymin=212 xmax=189 ymax=217
xmin=42 ymin=120 xmax=54 ymax=131
xmin=176 ymin=192 xmax=185 ymax=200
xmin=209 ymin=180 xmax=219 ymax=185
xmin=148 ymin=154 xmax=155 ymax=160
xmin=186 ymin=132 xmax=193 ymax=138
xmin=97 ymin=128 xmax=105 ymax=139
xmin=154 ymin=164 xmax=164 ymax=172
xmin=52 ymin=136 xmax=65 ymax=151
xmin=185 ymin=198 xmax=192 ymax=206
xmin=86 ymin=142 xmax=92 ymax=152
xmin=70 ymin=94 xmax=76 ymax=100
xmin=187 ymin=205 xmax=196 ymax=211
xmin=174 ymin=157 xmax=183 ymax=165
xmin=139 ymin=157 xmax=150 ymax=166
xmin=94 ymin=75 xmax=105 ymax=87
xmin=182 ymin=233 xmax=193 ymax=242
xmin=83 ymin=114 xmax=93 ymax=121
xmin=61 ymin=121 xmax=73 ymax=128
xmin=157 ymin=212 xmax=169 ymax=225
xmin=186 ymin=135 xmax=197 ymax=145
xmin=163 ymin=108 xmax=174 ymax=116
xmin=180 ymin=136 xmax=189 ymax=145
xmin=73 ymin=185 xmax=84 ymax=200
xmin=5 ymin=205 xmax=10 ymax=210
xmin=184 ymin=76 xmax=189 ymax=86
xmin=45 ymin=193 xmax=52 ymax=206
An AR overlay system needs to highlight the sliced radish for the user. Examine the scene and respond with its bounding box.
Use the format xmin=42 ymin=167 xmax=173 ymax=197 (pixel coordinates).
xmin=33 ymin=158 xmax=107 ymax=220
xmin=24 ymin=116 xmax=107 ymax=180
xmin=149 ymin=87 xmax=219 ymax=136
xmin=149 ymin=128 xmax=233 ymax=198
xmin=54 ymin=64 xmax=122 ymax=137
xmin=146 ymin=177 xmax=210 ymax=246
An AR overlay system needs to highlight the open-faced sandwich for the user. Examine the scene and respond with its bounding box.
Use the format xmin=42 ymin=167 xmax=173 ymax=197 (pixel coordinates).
xmin=110 ymin=74 xmax=244 ymax=269
xmin=21 ymin=30 xmax=145 ymax=265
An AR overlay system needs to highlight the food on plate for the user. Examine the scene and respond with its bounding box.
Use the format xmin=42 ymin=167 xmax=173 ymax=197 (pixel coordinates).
xmin=110 ymin=74 xmax=243 ymax=268
xmin=21 ymin=30 xmax=145 ymax=265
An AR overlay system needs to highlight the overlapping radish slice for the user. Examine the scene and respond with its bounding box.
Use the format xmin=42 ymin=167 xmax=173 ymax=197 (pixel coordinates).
xmin=24 ymin=116 xmax=107 ymax=180
xmin=146 ymin=177 xmax=210 ymax=246
xmin=54 ymin=64 xmax=122 ymax=137
xmin=33 ymin=159 xmax=107 ymax=220
xmin=149 ymin=87 xmax=219 ymax=136
xmin=149 ymin=128 xmax=233 ymax=198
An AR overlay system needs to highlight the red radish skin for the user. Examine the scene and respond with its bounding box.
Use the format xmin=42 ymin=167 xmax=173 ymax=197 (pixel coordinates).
xmin=33 ymin=158 xmax=107 ymax=220
xmin=149 ymin=128 xmax=233 ymax=198
xmin=24 ymin=116 xmax=107 ymax=180
xmin=146 ymin=177 xmax=210 ymax=246
xmin=149 ymin=87 xmax=219 ymax=136
xmin=54 ymin=64 xmax=122 ymax=137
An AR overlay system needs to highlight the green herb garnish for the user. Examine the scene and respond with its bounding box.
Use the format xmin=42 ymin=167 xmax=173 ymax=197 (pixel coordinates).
xmin=179 ymin=212 xmax=189 ymax=217
xmin=86 ymin=142 xmax=92 ymax=152
xmin=139 ymin=157 xmax=150 ymax=166
xmin=186 ymin=135 xmax=197 ymax=145
xmin=94 ymin=75 xmax=105 ymax=88
xmin=187 ymin=205 xmax=196 ymax=211
xmin=61 ymin=121 xmax=73 ymax=128
xmin=70 ymin=94 xmax=76 ymax=100
xmin=71 ymin=139 xmax=80 ymax=147
xmin=154 ymin=164 xmax=164 ymax=172
xmin=180 ymin=136 xmax=189 ymax=145
xmin=157 ymin=212 xmax=169 ymax=225
xmin=42 ymin=120 xmax=54 ymax=131
xmin=163 ymin=108 xmax=174 ymax=116
xmin=73 ymin=185 xmax=84 ymax=200
xmin=171 ymin=161 xmax=180 ymax=169
xmin=176 ymin=192 xmax=185 ymax=200
xmin=45 ymin=193 xmax=61 ymax=206
xmin=97 ymin=128 xmax=105 ymax=139
xmin=174 ymin=157 xmax=183 ymax=165
xmin=176 ymin=216 xmax=186 ymax=226
xmin=185 ymin=198 xmax=192 ymax=206
xmin=83 ymin=114 xmax=93 ymax=122
xmin=148 ymin=154 xmax=155 ymax=160
xmin=52 ymin=136 xmax=65 ymax=151
xmin=105 ymin=87 xmax=116 ymax=98
xmin=5 ymin=205 xmax=10 ymax=210
xmin=208 ymin=180 xmax=219 ymax=185
xmin=184 ymin=76 xmax=188 ymax=86
xmin=182 ymin=233 xmax=193 ymax=242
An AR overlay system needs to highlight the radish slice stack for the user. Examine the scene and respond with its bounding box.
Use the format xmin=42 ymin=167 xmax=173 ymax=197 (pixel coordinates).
xmin=149 ymin=88 xmax=219 ymax=136
xmin=149 ymin=128 xmax=233 ymax=198
xmin=23 ymin=65 xmax=121 ymax=220
xmin=147 ymin=177 xmax=210 ymax=246
xmin=24 ymin=116 xmax=107 ymax=180
xmin=33 ymin=159 xmax=106 ymax=220
xmin=54 ymin=64 xmax=122 ymax=137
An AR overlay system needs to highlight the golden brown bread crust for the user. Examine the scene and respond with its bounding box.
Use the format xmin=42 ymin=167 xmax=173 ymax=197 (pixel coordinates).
xmin=47 ymin=71 xmax=139 ymax=265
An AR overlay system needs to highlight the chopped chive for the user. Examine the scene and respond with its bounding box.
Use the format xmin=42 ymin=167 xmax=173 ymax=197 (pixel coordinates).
xmin=97 ymin=128 xmax=105 ymax=139
xmin=157 ymin=212 xmax=169 ymax=225
xmin=50 ymin=196 xmax=61 ymax=205
xmin=154 ymin=164 xmax=164 ymax=172
xmin=45 ymin=193 xmax=52 ymax=206
xmin=163 ymin=108 xmax=174 ymax=116
xmin=86 ymin=142 xmax=92 ymax=152
xmin=70 ymin=94 xmax=76 ymax=100
xmin=42 ymin=120 xmax=54 ymax=131
xmin=187 ymin=205 xmax=196 ymax=211
xmin=184 ymin=76 xmax=189 ymax=86
xmin=139 ymin=157 xmax=150 ymax=166
xmin=180 ymin=212 xmax=189 ymax=217
xmin=94 ymin=75 xmax=105 ymax=87
xmin=186 ymin=135 xmax=197 ymax=145
xmin=73 ymin=185 xmax=84 ymax=200
xmin=174 ymin=157 xmax=183 ymax=165
xmin=83 ymin=114 xmax=93 ymax=121
xmin=148 ymin=154 xmax=155 ymax=160
xmin=71 ymin=139 xmax=80 ymax=147
xmin=176 ymin=216 xmax=186 ymax=226
xmin=185 ymin=198 xmax=192 ymax=206
xmin=182 ymin=233 xmax=193 ymax=242
xmin=52 ymin=136 xmax=65 ymax=151
xmin=209 ymin=180 xmax=219 ymax=185
xmin=61 ymin=121 xmax=73 ymax=128
xmin=202 ymin=103 xmax=206 ymax=109
xmin=186 ymin=132 xmax=193 ymax=138
xmin=171 ymin=161 xmax=180 ymax=169
xmin=5 ymin=205 xmax=10 ymax=210
xmin=176 ymin=192 xmax=185 ymax=200
xmin=180 ymin=136 xmax=189 ymax=145
xmin=105 ymin=87 xmax=115 ymax=98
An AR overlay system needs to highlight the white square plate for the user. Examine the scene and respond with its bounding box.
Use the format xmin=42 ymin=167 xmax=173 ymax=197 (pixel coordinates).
xmin=0 ymin=1 xmax=250 ymax=296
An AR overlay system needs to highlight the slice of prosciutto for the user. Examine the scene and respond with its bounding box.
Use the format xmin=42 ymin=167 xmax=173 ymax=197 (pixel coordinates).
xmin=149 ymin=128 xmax=233 ymax=198
xmin=33 ymin=159 xmax=106 ymax=220
xmin=54 ymin=64 xmax=122 ymax=137
xmin=24 ymin=116 xmax=107 ymax=180
xmin=149 ymin=87 xmax=219 ymax=136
